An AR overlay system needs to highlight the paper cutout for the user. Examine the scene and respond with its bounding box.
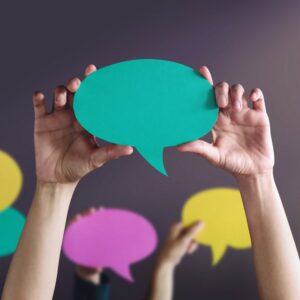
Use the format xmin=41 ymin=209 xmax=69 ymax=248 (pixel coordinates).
xmin=0 ymin=208 xmax=25 ymax=256
xmin=63 ymin=208 xmax=157 ymax=282
xmin=182 ymin=188 xmax=251 ymax=265
xmin=74 ymin=59 xmax=218 ymax=175
xmin=0 ymin=150 xmax=23 ymax=211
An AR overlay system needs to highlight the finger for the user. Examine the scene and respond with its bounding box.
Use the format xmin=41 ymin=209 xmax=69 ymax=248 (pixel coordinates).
xmin=90 ymin=135 xmax=98 ymax=147
xmin=84 ymin=64 xmax=97 ymax=77
xmin=66 ymin=77 xmax=81 ymax=109
xmin=241 ymin=93 xmax=248 ymax=109
xmin=249 ymin=88 xmax=266 ymax=112
xmin=198 ymin=66 xmax=213 ymax=85
xmin=68 ymin=213 xmax=81 ymax=226
xmin=177 ymin=140 xmax=220 ymax=166
xmin=229 ymin=84 xmax=244 ymax=112
xmin=214 ymin=81 xmax=229 ymax=108
xmin=81 ymin=207 xmax=97 ymax=217
xmin=180 ymin=222 xmax=204 ymax=244
xmin=169 ymin=222 xmax=184 ymax=240
xmin=89 ymin=145 xmax=134 ymax=169
xmin=187 ymin=241 xmax=199 ymax=254
xmin=53 ymin=86 xmax=67 ymax=111
xmin=67 ymin=77 xmax=81 ymax=93
xmin=33 ymin=92 xmax=47 ymax=118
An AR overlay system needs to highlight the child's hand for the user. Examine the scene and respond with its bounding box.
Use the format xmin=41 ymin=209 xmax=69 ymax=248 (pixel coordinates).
xmin=33 ymin=64 xmax=133 ymax=185
xmin=178 ymin=66 xmax=274 ymax=178
xmin=156 ymin=222 xmax=203 ymax=268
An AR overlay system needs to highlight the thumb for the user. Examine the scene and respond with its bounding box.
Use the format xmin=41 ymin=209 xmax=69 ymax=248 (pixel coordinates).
xmin=198 ymin=66 xmax=213 ymax=85
xmin=180 ymin=222 xmax=204 ymax=245
xmin=177 ymin=140 xmax=220 ymax=166
xmin=90 ymin=145 xmax=133 ymax=169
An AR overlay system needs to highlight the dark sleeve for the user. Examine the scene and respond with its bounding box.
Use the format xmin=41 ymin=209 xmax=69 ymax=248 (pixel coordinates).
xmin=73 ymin=272 xmax=110 ymax=300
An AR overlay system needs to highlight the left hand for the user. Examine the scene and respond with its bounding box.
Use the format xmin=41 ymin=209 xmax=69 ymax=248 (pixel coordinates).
xmin=33 ymin=64 xmax=133 ymax=185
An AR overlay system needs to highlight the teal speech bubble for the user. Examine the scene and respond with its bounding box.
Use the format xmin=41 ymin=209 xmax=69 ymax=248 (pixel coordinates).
xmin=74 ymin=59 xmax=218 ymax=175
xmin=0 ymin=208 xmax=25 ymax=256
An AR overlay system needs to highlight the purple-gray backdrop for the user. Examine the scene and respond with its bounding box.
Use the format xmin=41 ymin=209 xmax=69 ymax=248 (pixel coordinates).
xmin=1 ymin=1 xmax=300 ymax=299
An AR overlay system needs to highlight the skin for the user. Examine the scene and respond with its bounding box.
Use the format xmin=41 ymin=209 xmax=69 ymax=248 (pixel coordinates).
xmin=1 ymin=64 xmax=133 ymax=300
xmin=177 ymin=67 xmax=300 ymax=300
xmin=2 ymin=64 xmax=299 ymax=300
xmin=148 ymin=222 xmax=203 ymax=300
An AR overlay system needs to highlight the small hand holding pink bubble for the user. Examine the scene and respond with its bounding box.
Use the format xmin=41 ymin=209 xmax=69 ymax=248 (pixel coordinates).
xmin=63 ymin=207 xmax=157 ymax=282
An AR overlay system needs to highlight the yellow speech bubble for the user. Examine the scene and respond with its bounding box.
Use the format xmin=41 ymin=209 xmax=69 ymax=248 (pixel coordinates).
xmin=0 ymin=150 xmax=23 ymax=211
xmin=182 ymin=188 xmax=251 ymax=266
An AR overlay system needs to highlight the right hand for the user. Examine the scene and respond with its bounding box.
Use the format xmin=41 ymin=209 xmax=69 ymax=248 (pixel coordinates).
xmin=178 ymin=66 xmax=274 ymax=178
xmin=156 ymin=222 xmax=203 ymax=268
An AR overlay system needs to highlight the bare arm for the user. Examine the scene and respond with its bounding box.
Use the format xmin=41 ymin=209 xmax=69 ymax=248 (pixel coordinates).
xmin=238 ymin=173 xmax=300 ymax=299
xmin=1 ymin=65 xmax=133 ymax=300
xmin=1 ymin=183 xmax=74 ymax=300
xmin=178 ymin=66 xmax=300 ymax=300
xmin=148 ymin=222 xmax=202 ymax=300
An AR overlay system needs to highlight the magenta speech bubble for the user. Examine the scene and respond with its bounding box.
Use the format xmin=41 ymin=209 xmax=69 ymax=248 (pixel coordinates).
xmin=63 ymin=208 xmax=157 ymax=282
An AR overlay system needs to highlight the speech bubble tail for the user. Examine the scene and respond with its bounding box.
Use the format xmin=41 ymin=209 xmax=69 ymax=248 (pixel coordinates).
xmin=136 ymin=146 xmax=167 ymax=176
xmin=211 ymin=244 xmax=227 ymax=266
xmin=112 ymin=263 xmax=134 ymax=282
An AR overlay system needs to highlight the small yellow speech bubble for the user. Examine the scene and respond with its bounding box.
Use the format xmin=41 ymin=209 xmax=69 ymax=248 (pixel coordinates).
xmin=0 ymin=150 xmax=23 ymax=212
xmin=182 ymin=188 xmax=251 ymax=266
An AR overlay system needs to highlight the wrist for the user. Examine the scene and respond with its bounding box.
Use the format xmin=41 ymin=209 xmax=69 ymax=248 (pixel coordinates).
xmin=35 ymin=181 xmax=76 ymax=205
xmin=155 ymin=257 xmax=176 ymax=272
xmin=36 ymin=180 xmax=78 ymax=191
xmin=235 ymin=170 xmax=281 ymax=220
xmin=76 ymin=267 xmax=102 ymax=285
xmin=36 ymin=181 xmax=77 ymax=194
xmin=235 ymin=170 xmax=274 ymax=187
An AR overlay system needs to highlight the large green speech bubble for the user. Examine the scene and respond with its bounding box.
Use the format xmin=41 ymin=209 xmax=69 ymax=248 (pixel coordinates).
xmin=74 ymin=59 xmax=218 ymax=175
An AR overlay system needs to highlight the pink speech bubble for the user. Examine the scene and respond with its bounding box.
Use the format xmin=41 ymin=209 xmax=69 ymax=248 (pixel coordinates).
xmin=63 ymin=208 xmax=157 ymax=282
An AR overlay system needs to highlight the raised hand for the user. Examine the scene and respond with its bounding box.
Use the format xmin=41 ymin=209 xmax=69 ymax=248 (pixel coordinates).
xmin=156 ymin=222 xmax=203 ymax=267
xmin=178 ymin=66 xmax=274 ymax=177
xmin=33 ymin=64 xmax=133 ymax=184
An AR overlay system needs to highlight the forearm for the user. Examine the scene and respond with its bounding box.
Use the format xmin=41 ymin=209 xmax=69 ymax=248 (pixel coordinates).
xmin=237 ymin=172 xmax=300 ymax=300
xmin=2 ymin=182 xmax=75 ymax=300
xmin=148 ymin=262 xmax=174 ymax=300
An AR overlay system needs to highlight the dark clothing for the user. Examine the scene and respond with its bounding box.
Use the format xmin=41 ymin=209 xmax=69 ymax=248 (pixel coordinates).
xmin=73 ymin=273 xmax=110 ymax=300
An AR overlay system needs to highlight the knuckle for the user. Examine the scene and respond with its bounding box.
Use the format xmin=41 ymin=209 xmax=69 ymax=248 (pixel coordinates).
xmin=216 ymin=81 xmax=229 ymax=89
xmin=231 ymin=83 xmax=244 ymax=92
xmin=55 ymin=85 xmax=67 ymax=93
xmin=254 ymin=87 xmax=263 ymax=94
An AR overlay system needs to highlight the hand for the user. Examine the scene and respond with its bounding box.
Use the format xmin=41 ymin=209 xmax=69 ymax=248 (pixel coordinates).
xmin=178 ymin=66 xmax=274 ymax=178
xmin=69 ymin=207 xmax=103 ymax=285
xmin=156 ymin=222 xmax=203 ymax=268
xmin=33 ymin=64 xmax=133 ymax=185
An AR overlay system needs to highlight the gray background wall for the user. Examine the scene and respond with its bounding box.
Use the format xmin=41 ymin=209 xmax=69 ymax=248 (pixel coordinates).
xmin=1 ymin=0 xmax=300 ymax=299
